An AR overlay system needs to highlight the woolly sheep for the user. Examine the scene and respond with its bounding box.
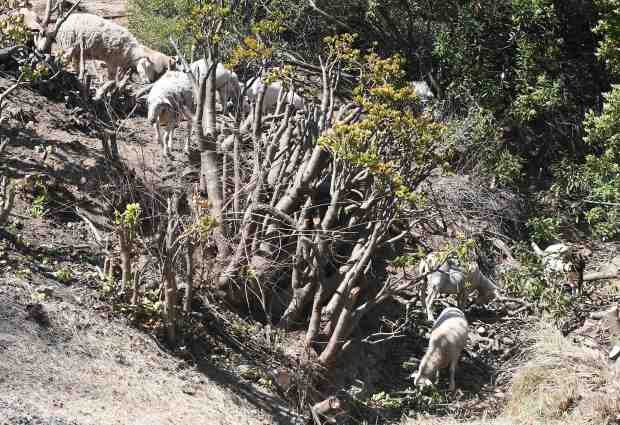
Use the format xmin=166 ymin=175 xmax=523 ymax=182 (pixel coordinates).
xmin=38 ymin=13 xmax=174 ymax=82
xmin=419 ymin=252 xmax=500 ymax=322
xmin=147 ymin=70 xmax=194 ymax=157
xmin=243 ymin=78 xmax=304 ymax=114
xmin=189 ymin=60 xmax=240 ymax=111
xmin=413 ymin=307 xmax=468 ymax=391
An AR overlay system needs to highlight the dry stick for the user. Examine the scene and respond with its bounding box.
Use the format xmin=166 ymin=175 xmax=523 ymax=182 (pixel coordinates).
xmin=584 ymin=271 xmax=619 ymax=281
xmin=0 ymin=176 xmax=15 ymax=226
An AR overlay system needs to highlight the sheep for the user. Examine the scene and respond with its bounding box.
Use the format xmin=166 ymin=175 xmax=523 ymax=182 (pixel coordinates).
xmin=147 ymin=70 xmax=194 ymax=157
xmin=419 ymin=252 xmax=500 ymax=322
xmin=36 ymin=13 xmax=174 ymax=83
xmin=243 ymin=78 xmax=304 ymax=114
xmin=189 ymin=60 xmax=240 ymax=111
xmin=531 ymin=241 xmax=591 ymax=296
xmin=413 ymin=307 xmax=468 ymax=392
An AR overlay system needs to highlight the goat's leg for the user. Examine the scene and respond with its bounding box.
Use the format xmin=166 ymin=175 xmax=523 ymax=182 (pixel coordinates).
xmin=426 ymin=287 xmax=438 ymax=322
xmin=107 ymin=65 xmax=118 ymax=82
xmin=449 ymin=359 xmax=457 ymax=392
xmin=184 ymin=118 xmax=191 ymax=153
xmin=153 ymin=122 xmax=163 ymax=148
xmin=166 ymin=116 xmax=177 ymax=155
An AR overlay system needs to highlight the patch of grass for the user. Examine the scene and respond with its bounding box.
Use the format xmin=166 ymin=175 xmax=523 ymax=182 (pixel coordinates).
xmin=54 ymin=265 xmax=73 ymax=283
xmin=504 ymin=325 xmax=616 ymax=424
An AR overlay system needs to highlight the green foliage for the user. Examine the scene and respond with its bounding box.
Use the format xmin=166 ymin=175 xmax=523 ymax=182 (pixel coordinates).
xmin=26 ymin=178 xmax=48 ymax=219
xmin=0 ymin=3 xmax=29 ymax=48
xmin=526 ymin=216 xmax=561 ymax=243
xmin=127 ymin=0 xmax=195 ymax=56
xmin=594 ymin=0 xmax=620 ymax=77
xmin=319 ymin=35 xmax=446 ymax=205
xmin=54 ymin=265 xmax=73 ymax=283
xmin=114 ymin=203 xmax=142 ymax=239
xmin=500 ymin=242 xmax=572 ymax=320
xmin=370 ymin=391 xmax=404 ymax=409
xmin=550 ymin=84 xmax=620 ymax=240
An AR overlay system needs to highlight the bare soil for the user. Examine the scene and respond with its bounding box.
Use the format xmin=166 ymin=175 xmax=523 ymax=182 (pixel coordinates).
xmin=0 ymin=75 xmax=298 ymax=424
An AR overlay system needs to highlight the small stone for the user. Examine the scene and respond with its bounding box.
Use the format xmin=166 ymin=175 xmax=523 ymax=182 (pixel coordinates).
xmin=609 ymin=345 xmax=620 ymax=361
xmin=502 ymin=337 xmax=514 ymax=346
xmin=35 ymin=286 xmax=54 ymax=297
xmin=477 ymin=326 xmax=487 ymax=335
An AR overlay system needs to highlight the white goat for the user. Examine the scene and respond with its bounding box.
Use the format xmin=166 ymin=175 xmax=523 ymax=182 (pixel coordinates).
xmin=411 ymin=80 xmax=434 ymax=103
xmin=147 ymin=70 xmax=194 ymax=157
xmin=531 ymin=241 xmax=590 ymax=296
xmin=419 ymin=252 xmax=500 ymax=322
xmin=413 ymin=307 xmax=468 ymax=392
xmin=244 ymin=78 xmax=304 ymax=114
xmin=37 ymin=13 xmax=174 ymax=82
xmin=189 ymin=60 xmax=240 ymax=111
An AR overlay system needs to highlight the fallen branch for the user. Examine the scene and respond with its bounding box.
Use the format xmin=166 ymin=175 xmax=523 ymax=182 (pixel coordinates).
xmin=584 ymin=271 xmax=619 ymax=281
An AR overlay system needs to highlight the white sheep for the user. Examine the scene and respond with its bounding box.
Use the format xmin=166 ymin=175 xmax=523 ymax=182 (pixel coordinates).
xmin=147 ymin=70 xmax=194 ymax=157
xmin=413 ymin=307 xmax=468 ymax=391
xmin=189 ymin=60 xmax=240 ymax=111
xmin=243 ymin=78 xmax=304 ymax=114
xmin=419 ymin=252 xmax=500 ymax=322
xmin=37 ymin=13 xmax=174 ymax=83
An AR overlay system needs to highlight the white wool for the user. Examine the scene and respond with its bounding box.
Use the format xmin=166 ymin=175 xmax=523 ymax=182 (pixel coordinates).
xmin=47 ymin=13 xmax=172 ymax=82
xmin=146 ymin=71 xmax=194 ymax=156
xmin=414 ymin=307 xmax=468 ymax=392
xmin=419 ymin=252 xmax=500 ymax=321
xmin=244 ymin=78 xmax=304 ymax=113
xmin=189 ymin=60 xmax=240 ymax=108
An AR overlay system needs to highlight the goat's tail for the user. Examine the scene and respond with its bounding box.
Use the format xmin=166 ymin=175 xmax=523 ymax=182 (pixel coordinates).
xmin=531 ymin=241 xmax=545 ymax=257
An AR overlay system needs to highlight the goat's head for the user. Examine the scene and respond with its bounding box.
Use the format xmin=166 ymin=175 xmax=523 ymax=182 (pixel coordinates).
xmin=412 ymin=372 xmax=433 ymax=388
xmin=136 ymin=57 xmax=158 ymax=83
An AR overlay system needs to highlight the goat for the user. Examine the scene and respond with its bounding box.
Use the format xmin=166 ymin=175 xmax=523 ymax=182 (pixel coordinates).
xmin=413 ymin=307 xmax=468 ymax=392
xmin=419 ymin=252 xmax=500 ymax=322
xmin=531 ymin=241 xmax=591 ymax=296
xmin=33 ymin=8 xmax=174 ymax=83
xmin=411 ymin=80 xmax=434 ymax=103
xmin=147 ymin=70 xmax=194 ymax=157
xmin=189 ymin=60 xmax=240 ymax=111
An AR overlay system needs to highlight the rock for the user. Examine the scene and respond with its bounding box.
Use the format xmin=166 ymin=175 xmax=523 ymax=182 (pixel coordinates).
xmin=477 ymin=326 xmax=487 ymax=335
xmin=0 ymin=333 xmax=17 ymax=348
xmin=35 ymin=286 xmax=54 ymax=297
xmin=609 ymin=345 xmax=620 ymax=361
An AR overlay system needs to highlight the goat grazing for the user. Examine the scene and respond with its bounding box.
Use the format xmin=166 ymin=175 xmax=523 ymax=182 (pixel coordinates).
xmin=34 ymin=9 xmax=174 ymax=83
xmin=413 ymin=307 xmax=468 ymax=391
xmin=531 ymin=241 xmax=591 ymax=296
xmin=147 ymin=70 xmax=194 ymax=157
xmin=189 ymin=60 xmax=240 ymax=111
xmin=419 ymin=252 xmax=500 ymax=322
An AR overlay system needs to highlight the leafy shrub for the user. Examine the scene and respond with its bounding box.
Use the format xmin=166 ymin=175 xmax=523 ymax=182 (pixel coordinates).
xmin=526 ymin=216 xmax=561 ymax=243
xmin=500 ymin=242 xmax=572 ymax=320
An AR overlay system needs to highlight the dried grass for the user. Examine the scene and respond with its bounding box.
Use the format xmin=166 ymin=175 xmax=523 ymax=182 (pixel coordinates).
xmin=0 ymin=286 xmax=273 ymax=425
xmin=403 ymin=323 xmax=619 ymax=425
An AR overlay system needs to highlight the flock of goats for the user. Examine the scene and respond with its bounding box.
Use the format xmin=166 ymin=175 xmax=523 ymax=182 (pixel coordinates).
xmin=11 ymin=2 xmax=592 ymax=393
